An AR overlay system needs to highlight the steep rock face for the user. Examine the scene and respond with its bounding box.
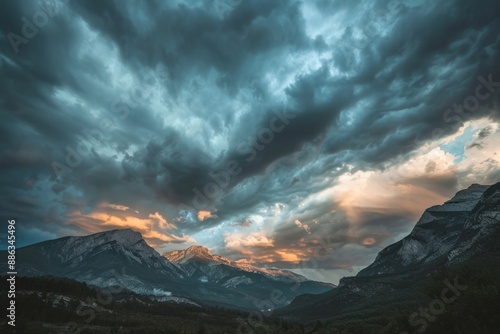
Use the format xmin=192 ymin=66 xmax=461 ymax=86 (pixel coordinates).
xmin=446 ymin=183 xmax=500 ymax=265
xmin=358 ymin=184 xmax=495 ymax=277
xmin=280 ymin=183 xmax=500 ymax=321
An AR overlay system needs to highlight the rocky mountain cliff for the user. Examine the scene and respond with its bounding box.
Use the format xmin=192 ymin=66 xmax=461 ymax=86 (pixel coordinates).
xmin=279 ymin=182 xmax=500 ymax=321
xmin=358 ymin=183 xmax=495 ymax=277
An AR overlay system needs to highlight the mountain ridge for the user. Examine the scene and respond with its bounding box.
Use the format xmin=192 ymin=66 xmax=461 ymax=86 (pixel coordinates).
xmin=278 ymin=182 xmax=500 ymax=321
xmin=163 ymin=245 xmax=314 ymax=284
xmin=1 ymin=228 xmax=333 ymax=310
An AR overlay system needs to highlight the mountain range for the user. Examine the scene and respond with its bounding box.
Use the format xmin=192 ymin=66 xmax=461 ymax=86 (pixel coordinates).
xmin=163 ymin=245 xmax=310 ymax=284
xmin=1 ymin=228 xmax=332 ymax=310
xmin=1 ymin=182 xmax=499 ymax=326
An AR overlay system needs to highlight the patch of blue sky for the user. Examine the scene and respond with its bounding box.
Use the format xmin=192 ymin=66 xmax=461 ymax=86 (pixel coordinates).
xmin=439 ymin=126 xmax=475 ymax=163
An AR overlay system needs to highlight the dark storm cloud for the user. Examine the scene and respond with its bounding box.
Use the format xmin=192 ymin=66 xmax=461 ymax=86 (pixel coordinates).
xmin=207 ymin=0 xmax=500 ymax=220
xmin=1 ymin=0 xmax=499 ymax=275
xmin=14 ymin=0 xmax=315 ymax=210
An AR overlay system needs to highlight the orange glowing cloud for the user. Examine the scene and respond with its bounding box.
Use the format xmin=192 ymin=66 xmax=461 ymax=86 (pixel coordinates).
xmin=80 ymin=212 xmax=153 ymax=230
xmin=148 ymin=212 xmax=176 ymax=230
xmin=330 ymin=148 xmax=457 ymax=237
xmin=107 ymin=203 xmax=130 ymax=211
xmin=224 ymin=230 xmax=313 ymax=266
xmin=361 ymin=237 xmax=376 ymax=246
xmin=233 ymin=247 xmax=310 ymax=266
xmin=197 ymin=210 xmax=218 ymax=221
xmin=66 ymin=208 xmax=194 ymax=247
xmin=143 ymin=230 xmax=195 ymax=243
xmin=276 ymin=250 xmax=301 ymax=263
xmin=224 ymin=232 xmax=274 ymax=252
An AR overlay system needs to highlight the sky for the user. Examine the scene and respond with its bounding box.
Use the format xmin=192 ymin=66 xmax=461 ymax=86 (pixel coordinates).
xmin=1 ymin=0 xmax=500 ymax=284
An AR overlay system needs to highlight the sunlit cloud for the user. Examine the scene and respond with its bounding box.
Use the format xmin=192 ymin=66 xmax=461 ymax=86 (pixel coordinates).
xmin=106 ymin=203 xmax=130 ymax=211
xmin=143 ymin=230 xmax=195 ymax=244
xmin=294 ymin=220 xmax=311 ymax=234
xmin=149 ymin=212 xmax=176 ymax=230
xmin=361 ymin=237 xmax=376 ymax=246
xmin=276 ymin=250 xmax=301 ymax=264
xmin=66 ymin=209 xmax=194 ymax=247
xmin=224 ymin=232 xmax=275 ymax=253
xmin=197 ymin=210 xmax=218 ymax=221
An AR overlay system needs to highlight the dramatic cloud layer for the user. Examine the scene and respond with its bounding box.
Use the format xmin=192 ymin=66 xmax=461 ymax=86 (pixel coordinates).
xmin=1 ymin=0 xmax=499 ymax=283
